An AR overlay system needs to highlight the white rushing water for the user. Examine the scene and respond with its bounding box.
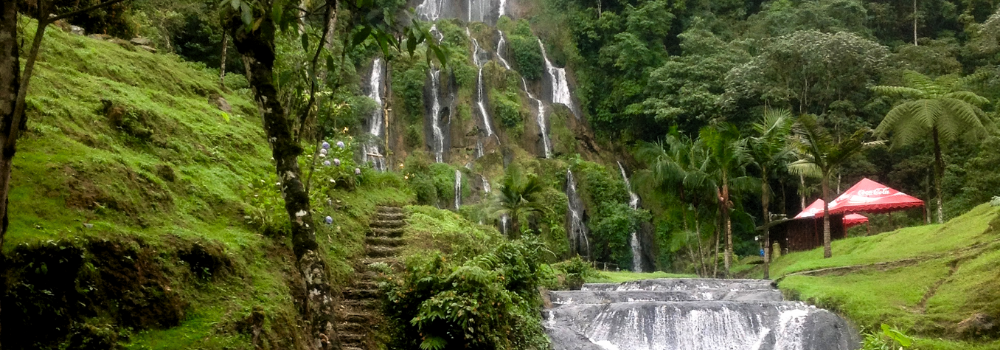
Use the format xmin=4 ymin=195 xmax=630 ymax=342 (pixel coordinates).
xmin=415 ymin=0 xmax=444 ymax=21
xmin=538 ymin=39 xmax=578 ymax=119
xmin=566 ymin=169 xmax=590 ymax=258
xmin=429 ymin=67 xmax=445 ymax=163
xmin=454 ymin=169 xmax=462 ymax=210
xmin=470 ymin=35 xmax=495 ymax=137
xmin=497 ymin=31 xmax=552 ymax=158
xmin=481 ymin=175 xmax=491 ymax=193
xmin=618 ymin=162 xmax=642 ymax=272
xmin=496 ymin=30 xmax=512 ymax=69
xmin=500 ymin=214 xmax=510 ymax=236
xmin=363 ymin=59 xmax=386 ymax=172
xmin=545 ymin=279 xmax=860 ymax=350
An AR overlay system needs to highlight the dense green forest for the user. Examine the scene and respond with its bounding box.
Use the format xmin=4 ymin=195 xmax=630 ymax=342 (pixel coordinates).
xmin=2 ymin=0 xmax=1000 ymax=349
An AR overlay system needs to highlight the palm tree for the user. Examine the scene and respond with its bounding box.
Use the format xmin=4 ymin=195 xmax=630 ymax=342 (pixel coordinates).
xmin=872 ymin=71 xmax=994 ymax=223
xmin=638 ymin=132 xmax=713 ymax=276
xmin=747 ymin=108 xmax=794 ymax=279
xmin=700 ymin=123 xmax=758 ymax=277
xmin=789 ymin=115 xmax=870 ymax=258
xmin=494 ymin=168 xmax=547 ymax=239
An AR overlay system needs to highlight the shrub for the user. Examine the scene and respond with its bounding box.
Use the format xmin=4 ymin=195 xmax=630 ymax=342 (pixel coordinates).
xmin=381 ymin=239 xmax=551 ymax=350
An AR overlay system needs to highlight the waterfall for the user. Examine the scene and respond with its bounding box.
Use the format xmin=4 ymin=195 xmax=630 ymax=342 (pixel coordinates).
xmin=454 ymin=169 xmax=462 ymax=210
xmin=481 ymin=175 xmax=491 ymax=193
xmin=415 ymin=0 xmax=443 ymax=21
xmin=617 ymin=162 xmax=643 ymax=272
xmin=538 ymin=39 xmax=578 ymax=119
xmin=566 ymin=170 xmax=590 ymax=258
xmin=545 ymin=279 xmax=860 ymax=350
xmin=500 ymin=214 xmax=510 ymax=235
xmin=363 ymin=59 xmax=387 ymax=172
xmin=470 ymin=35 xmax=495 ymax=137
xmin=496 ymin=30 xmax=512 ymax=70
xmin=429 ymin=67 xmax=446 ymax=163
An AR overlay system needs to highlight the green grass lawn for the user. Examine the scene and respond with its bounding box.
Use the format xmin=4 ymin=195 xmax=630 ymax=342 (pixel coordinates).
xmin=772 ymin=203 xmax=1000 ymax=349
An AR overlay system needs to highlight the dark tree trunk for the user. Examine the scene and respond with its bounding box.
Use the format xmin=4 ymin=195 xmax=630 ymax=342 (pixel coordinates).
xmin=0 ymin=2 xmax=22 ymax=347
xmin=932 ymin=127 xmax=944 ymax=224
xmin=822 ymin=177 xmax=832 ymax=258
xmin=225 ymin=7 xmax=338 ymax=349
xmin=219 ymin=34 xmax=228 ymax=87
xmin=722 ymin=172 xmax=732 ymax=278
xmin=762 ymin=166 xmax=771 ymax=279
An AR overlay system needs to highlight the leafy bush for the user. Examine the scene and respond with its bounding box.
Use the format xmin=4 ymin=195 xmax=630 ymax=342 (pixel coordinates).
xmin=505 ymin=20 xmax=544 ymax=81
xmin=552 ymin=256 xmax=596 ymax=290
xmin=381 ymin=239 xmax=551 ymax=350
xmin=491 ymin=90 xmax=524 ymax=131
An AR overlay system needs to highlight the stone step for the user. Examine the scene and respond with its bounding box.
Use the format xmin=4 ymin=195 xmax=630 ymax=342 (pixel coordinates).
xmin=352 ymin=280 xmax=378 ymax=290
xmin=342 ymin=347 xmax=364 ymax=350
xmin=360 ymin=257 xmax=401 ymax=268
xmin=340 ymin=333 xmax=367 ymax=344
xmin=376 ymin=212 xmax=406 ymax=221
xmin=376 ymin=206 xmax=404 ymax=214
xmin=368 ymin=227 xmax=404 ymax=237
xmin=366 ymin=246 xmax=400 ymax=258
xmin=343 ymin=288 xmax=379 ymax=299
xmin=342 ymin=298 xmax=378 ymax=309
xmin=370 ymin=219 xmax=406 ymax=228
xmin=365 ymin=236 xmax=405 ymax=247
xmin=343 ymin=311 xmax=374 ymax=323
xmin=339 ymin=321 xmax=368 ymax=334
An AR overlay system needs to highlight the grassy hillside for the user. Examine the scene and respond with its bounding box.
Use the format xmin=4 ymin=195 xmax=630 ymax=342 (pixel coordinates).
xmin=3 ymin=18 xmax=413 ymax=350
xmin=772 ymin=204 xmax=1000 ymax=350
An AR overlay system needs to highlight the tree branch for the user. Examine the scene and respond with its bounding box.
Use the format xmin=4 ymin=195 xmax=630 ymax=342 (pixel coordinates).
xmin=50 ymin=0 xmax=129 ymax=22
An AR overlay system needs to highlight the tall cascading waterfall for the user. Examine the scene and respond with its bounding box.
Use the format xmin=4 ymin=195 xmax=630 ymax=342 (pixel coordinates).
xmin=428 ymin=66 xmax=446 ymax=163
xmin=498 ymin=30 xmax=552 ymax=158
xmin=617 ymin=162 xmax=642 ymax=272
xmin=566 ymin=170 xmax=590 ymax=258
xmin=363 ymin=58 xmax=387 ymax=171
xmin=454 ymin=169 xmax=463 ymax=210
xmin=469 ymin=32 xmax=495 ymax=137
xmin=545 ymin=279 xmax=860 ymax=350
xmin=538 ymin=39 xmax=578 ymax=119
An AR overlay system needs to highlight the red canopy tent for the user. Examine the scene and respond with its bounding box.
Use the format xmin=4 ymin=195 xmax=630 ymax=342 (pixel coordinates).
xmin=843 ymin=213 xmax=869 ymax=228
xmin=795 ymin=178 xmax=925 ymax=219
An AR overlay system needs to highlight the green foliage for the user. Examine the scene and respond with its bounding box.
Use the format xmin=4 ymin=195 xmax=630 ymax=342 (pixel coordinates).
xmin=381 ymin=239 xmax=552 ymax=350
xmin=491 ymin=90 xmax=524 ymax=133
xmin=505 ymin=20 xmax=544 ymax=81
xmin=551 ymin=256 xmax=595 ymax=289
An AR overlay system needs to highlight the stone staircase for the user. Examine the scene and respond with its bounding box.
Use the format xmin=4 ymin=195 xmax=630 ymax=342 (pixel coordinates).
xmin=339 ymin=205 xmax=406 ymax=350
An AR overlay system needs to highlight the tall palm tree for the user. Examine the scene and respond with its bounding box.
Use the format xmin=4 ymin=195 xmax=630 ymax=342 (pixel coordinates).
xmin=700 ymin=123 xmax=758 ymax=277
xmin=747 ymin=108 xmax=794 ymax=279
xmin=494 ymin=168 xmax=547 ymax=238
xmin=638 ymin=132 xmax=713 ymax=276
xmin=789 ymin=115 xmax=870 ymax=258
xmin=872 ymin=71 xmax=994 ymax=223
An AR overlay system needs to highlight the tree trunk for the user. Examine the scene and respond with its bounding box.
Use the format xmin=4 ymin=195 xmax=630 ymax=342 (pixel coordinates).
xmin=822 ymin=177 xmax=832 ymax=258
xmin=681 ymin=205 xmax=698 ymax=276
xmin=913 ymin=0 xmax=919 ymax=46
xmin=0 ymin=2 xmax=22 ymax=347
xmin=712 ymin=217 xmax=720 ymax=278
xmin=722 ymin=173 xmax=732 ymax=278
xmin=694 ymin=210 xmax=706 ymax=277
xmin=219 ymin=34 xmax=228 ymax=87
xmin=933 ymin=127 xmax=944 ymax=224
xmin=762 ymin=166 xmax=771 ymax=279
xmin=226 ymin=8 xmax=338 ymax=350
xmin=799 ymin=173 xmax=806 ymax=210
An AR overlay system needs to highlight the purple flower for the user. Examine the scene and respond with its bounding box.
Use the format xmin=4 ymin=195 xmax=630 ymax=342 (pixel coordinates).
xmin=323 ymin=160 xmax=331 ymax=167
xmin=325 ymin=216 xmax=333 ymax=224
xmin=320 ymin=148 xmax=328 ymax=155
xmin=333 ymin=158 xmax=341 ymax=166
xmin=354 ymin=168 xmax=361 ymax=175
xmin=321 ymin=141 xmax=330 ymax=150
xmin=336 ymin=141 xmax=345 ymax=149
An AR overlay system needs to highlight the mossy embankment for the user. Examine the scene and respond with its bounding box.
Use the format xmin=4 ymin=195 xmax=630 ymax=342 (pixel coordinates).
xmin=771 ymin=204 xmax=1000 ymax=350
xmin=3 ymin=18 xmax=412 ymax=350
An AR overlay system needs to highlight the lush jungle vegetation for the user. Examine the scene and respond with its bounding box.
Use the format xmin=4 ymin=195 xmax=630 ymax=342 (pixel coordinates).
xmin=2 ymin=0 xmax=1000 ymax=349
